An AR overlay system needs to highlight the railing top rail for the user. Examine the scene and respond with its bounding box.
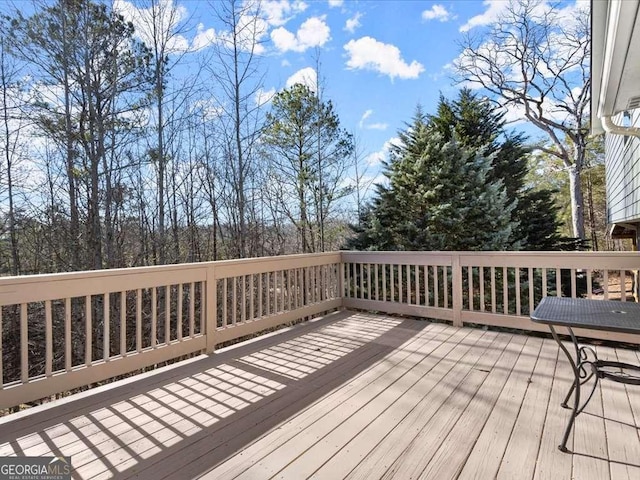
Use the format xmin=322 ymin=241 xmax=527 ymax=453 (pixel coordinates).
xmin=341 ymin=251 xmax=454 ymax=266
xmin=214 ymin=252 xmax=341 ymax=278
xmin=0 ymin=252 xmax=342 ymax=287
xmin=2 ymin=250 xmax=638 ymax=289
xmin=341 ymin=250 xmax=640 ymax=269
xmin=340 ymin=250 xmax=640 ymax=257
xmin=456 ymin=255 xmax=640 ymax=269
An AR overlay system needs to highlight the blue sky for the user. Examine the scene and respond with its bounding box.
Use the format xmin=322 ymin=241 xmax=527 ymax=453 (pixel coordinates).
xmin=8 ymin=0 xmax=584 ymax=194
xmin=113 ymin=0 xmax=512 ymax=176
xmin=113 ymin=0 xmax=589 ymax=188
xmin=255 ymin=0 xmax=494 ymax=168
xmin=262 ymin=0 xmax=474 ymax=166
xmin=9 ymin=0 xmax=586 ymax=178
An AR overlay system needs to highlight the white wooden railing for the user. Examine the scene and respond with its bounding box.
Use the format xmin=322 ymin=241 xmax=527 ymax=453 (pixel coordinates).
xmin=1 ymin=250 xmax=639 ymax=410
xmin=0 ymin=253 xmax=341 ymax=410
xmin=343 ymin=251 xmax=640 ymax=343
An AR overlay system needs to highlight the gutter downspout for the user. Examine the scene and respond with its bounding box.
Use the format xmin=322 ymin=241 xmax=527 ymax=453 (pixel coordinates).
xmin=601 ymin=115 xmax=640 ymax=137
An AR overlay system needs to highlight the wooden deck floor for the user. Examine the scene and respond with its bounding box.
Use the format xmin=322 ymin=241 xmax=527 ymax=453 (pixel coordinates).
xmin=1 ymin=310 xmax=640 ymax=480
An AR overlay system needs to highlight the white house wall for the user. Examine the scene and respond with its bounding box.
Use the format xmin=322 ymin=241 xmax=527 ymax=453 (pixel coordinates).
xmin=605 ymin=110 xmax=640 ymax=224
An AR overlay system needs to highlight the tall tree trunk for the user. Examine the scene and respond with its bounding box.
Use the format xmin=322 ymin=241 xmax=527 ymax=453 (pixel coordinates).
xmin=568 ymin=165 xmax=585 ymax=240
xmin=568 ymin=143 xmax=586 ymax=240
xmin=0 ymin=40 xmax=20 ymax=275
xmin=298 ymin=157 xmax=309 ymax=253
xmin=156 ymin=61 xmax=166 ymax=265
xmin=233 ymin=42 xmax=246 ymax=258
xmin=103 ymin=148 xmax=114 ymax=268
xmin=62 ymin=9 xmax=80 ymax=270
xmin=171 ymin=183 xmax=180 ymax=263
xmin=84 ymin=26 xmax=102 ymax=271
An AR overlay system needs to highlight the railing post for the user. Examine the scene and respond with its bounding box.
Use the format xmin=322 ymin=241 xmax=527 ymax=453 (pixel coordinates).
xmin=339 ymin=254 xmax=345 ymax=309
xmin=206 ymin=264 xmax=217 ymax=353
xmin=452 ymin=253 xmax=463 ymax=327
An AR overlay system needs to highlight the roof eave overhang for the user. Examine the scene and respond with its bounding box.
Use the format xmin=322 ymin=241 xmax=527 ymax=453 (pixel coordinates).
xmin=591 ymin=0 xmax=640 ymax=136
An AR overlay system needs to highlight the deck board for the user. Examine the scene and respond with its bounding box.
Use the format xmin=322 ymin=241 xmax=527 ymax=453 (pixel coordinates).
xmin=533 ymin=344 xmax=574 ymax=480
xmin=495 ymin=338 xmax=558 ymax=480
xmin=278 ymin=329 xmax=486 ymax=480
xmin=457 ymin=335 xmax=543 ymax=480
xmin=0 ymin=311 xmax=639 ymax=480
xmin=203 ymin=323 xmax=461 ymax=480
xmin=378 ymin=331 xmax=511 ymax=480
xmin=311 ymin=329 xmax=485 ymax=480
xmin=572 ymin=346 xmax=611 ymax=480
xmin=419 ymin=333 xmax=527 ymax=480
xmin=599 ymin=345 xmax=640 ymax=480
xmin=343 ymin=329 xmax=493 ymax=480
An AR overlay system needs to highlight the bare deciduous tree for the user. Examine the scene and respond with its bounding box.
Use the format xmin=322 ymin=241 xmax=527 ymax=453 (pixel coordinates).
xmin=207 ymin=0 xmax=266 ymax=258
xmin=455 ymin=0 xmax=590 ymax=239
xmin=349 ymin=132 xmax=374 ymax=224
xmin=125 ymin=0 xmax=195 ymax=264
xmin=0 ymin=37 xmax=26 ymax=275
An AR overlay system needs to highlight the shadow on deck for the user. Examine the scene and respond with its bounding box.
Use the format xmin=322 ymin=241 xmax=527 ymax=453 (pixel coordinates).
xmin=1 ymin=310 xmax=639 ymax=480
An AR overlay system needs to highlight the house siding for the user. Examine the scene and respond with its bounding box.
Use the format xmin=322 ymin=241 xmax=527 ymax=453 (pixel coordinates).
xmin=605 ymin=110 xmax=640 ymax=225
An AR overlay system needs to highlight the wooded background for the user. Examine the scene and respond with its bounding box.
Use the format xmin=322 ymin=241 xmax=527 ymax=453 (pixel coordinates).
xmin=0 ymin=0 xmax=615 ymax=280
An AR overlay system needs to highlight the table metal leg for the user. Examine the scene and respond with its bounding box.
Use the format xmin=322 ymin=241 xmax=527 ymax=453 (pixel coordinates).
xmin=560 ymin=329 xmax=598 ymax=409
xmin=549 ymin=325 xmax=600 ymax=453
xmin=549 ymin=325 xmax=580 ymax=452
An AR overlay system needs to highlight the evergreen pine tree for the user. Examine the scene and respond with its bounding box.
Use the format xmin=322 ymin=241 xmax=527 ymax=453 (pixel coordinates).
xmin=429 ymin=89 xmax=563 ymax=250
xmin=348 ymin=109 xmax=515 ymax=251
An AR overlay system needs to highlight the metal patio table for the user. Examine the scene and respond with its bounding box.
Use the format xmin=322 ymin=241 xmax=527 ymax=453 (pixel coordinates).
xmin=531 ymin=296 xmax=640 ymax=452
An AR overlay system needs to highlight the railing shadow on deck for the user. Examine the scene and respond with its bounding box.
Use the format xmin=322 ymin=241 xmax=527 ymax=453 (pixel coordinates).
xmin=0 ymin=310 xmax=430 ymax=479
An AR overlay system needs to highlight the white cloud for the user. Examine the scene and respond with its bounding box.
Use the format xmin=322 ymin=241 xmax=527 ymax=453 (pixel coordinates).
xmin=500 ymin=91 xmax=580 ymax=126
xmin=359 ymin=109 xmax=373 ymax=127
xmin=117 ymin=0 xmax=274 ymax=53
xmin=328 ymin=0 xmax=343 ymax=7
xmin=383 ymin=137 xmax=401 ymax=152
xmin=262 ymin=0 xmax=308 ymax=27
xmin=343 ymin=171 xmax=388 ymax=194
xmin=114 ymin=0 xmax=192 ymax=53
xmin=255 ymin=87 xmax=276 ymax=106
xmin=344 ymin=36 xmax=424 ymax=80
xmin=192 ymin=23 xmax=218 ymax=51
xmin=281 ymin=59 xmax=291 ymax=67
xmin=459 ymin=0 xmax=587 ymax=33
xmin=191 ymin=98 xmax=224 ymax=120
xmin=554 ymin=0 xmax=590 ymax=29
xmin=271 ymin=15 xmax=331 ymax=52
xmin=286 ymin=67 xmax=317 ymax=91
xmin=235 ymin=12 xmax=268 ymax=54
xmin=371 ymin=172 xmax=389 ymax=187
xmin=366 ymin=123 xmax=388 ymax=131
xmin=359 ymin=109 xmax=388 ymax=130
xmin=365 ymin=151 xmax=385 ymax=166
xmin=344 ymin=12 xmax=363 ymax=33
xmin=271 ymin=28 xmax=297 ymax=52
xmin=366 ymin=136 xmax=400 ymax=166
xmin=297 ymin=16 xmax=330 ymax=49
xmin=459 ymin=0 xmax=509 ymax=32
xmin=422 ymin=4 xmax=451 ymax=22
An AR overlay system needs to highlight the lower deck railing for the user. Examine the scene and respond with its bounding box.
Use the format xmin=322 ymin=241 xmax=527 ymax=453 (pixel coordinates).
xmin=1 ymin=250 xmax=639 ymax=410
xmin=342 ymin=251 xmax=640 ymax=344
